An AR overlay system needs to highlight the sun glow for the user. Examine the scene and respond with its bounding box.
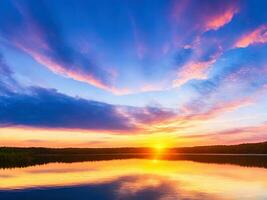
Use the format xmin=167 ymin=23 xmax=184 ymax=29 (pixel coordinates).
xmin=154 ymin=144 xmax=165 ymax=152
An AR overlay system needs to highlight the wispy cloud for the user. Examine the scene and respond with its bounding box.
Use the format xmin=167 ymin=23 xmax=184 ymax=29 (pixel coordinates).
xmin=172 ymin=59 xmax=216 ymax=88
xmin=234 ymin=24 xmax=267 ymax=48
xmin=204 ymin=6 xmax=238 ymax=31
xmin=143 ymin=91 xmax=263 ymax=136
xmin=182 ymin=122 xmax=267 ymax=145
xmin=171 ymin=0 xmax=239 ymax=33
xmin=0 ymin=1 xmax=123 ymax=93
xmin=0 ymin=53 xmax=21 ymax=95
xmin=0 ymin=58 xmax=175 ymax=132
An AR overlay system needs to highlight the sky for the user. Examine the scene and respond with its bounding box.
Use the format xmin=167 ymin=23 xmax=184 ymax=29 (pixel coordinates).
xmin=0 ymin=0 xmax=267 ymax=148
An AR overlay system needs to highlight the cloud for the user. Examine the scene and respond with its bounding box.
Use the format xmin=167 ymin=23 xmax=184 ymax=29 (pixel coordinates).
xmin=172 ymin=59 xmax=216 ymax=88
xmin=128 ymin=106 xmax=176 ymax=125
xmin=0 ymin=53 xmax=265 ymax=139
xmin=0 ymin=0 xmax=119 ymax=92
xmin=184 ymin=98 xmax=253 ymax=121
xmin=0 ymin=55 xmax=13 ymax=94
xmin=204 ymin=6 xmax=238 ymax=31
xmin=179 ymin=65 xmax=267 ymax=123
xmin=0 ymin=0 xmax=242 ymax=95
xmin=146 ymin=93 xmax=260 ymax=135
xmin=175 ymin=97 xmax=254 ymax=127
xmin=172 ymin=23 xmax=224 ymax=88
xmin=0 ymin=53 xmax=21 ymax=95
xmin=0 ymin=56 xmax=135 ymax=131
xmin=182 ymin=123 xmax=267 ymax=144
xmin=0 ymin=86 xmax=180 ymax=133
xmin=163 ymin=62 xmax=267 ymax=135
xmin=0 ymin=87 xmax=137 ymax=131
xmin=171 ymin=0 xmax=239 ymax=34
xmin=234 ymin=24 xmax=267 ymax=48
xmin=0 ymin=56 xmax=175 ymax=132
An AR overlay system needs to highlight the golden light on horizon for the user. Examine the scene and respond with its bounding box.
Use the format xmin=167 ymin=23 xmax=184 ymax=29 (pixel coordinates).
xmin=0 ymin=127 xmax=217 ymax=148
xmin=152 ymin=143 xmax=168 ymax=162
xmin=154 ymin=143 xmax=165 ymax=153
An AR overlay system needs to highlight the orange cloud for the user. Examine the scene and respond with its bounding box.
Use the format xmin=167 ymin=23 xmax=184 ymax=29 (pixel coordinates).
xmin=235 ymin=25 xmax=267 ymax=48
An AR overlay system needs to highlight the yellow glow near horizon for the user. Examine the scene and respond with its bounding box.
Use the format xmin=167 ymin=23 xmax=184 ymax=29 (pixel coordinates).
xmin=0 ymin=127 xmax=230 ymax=148
xmin=0 ymin=127 xmax=182 ymax=148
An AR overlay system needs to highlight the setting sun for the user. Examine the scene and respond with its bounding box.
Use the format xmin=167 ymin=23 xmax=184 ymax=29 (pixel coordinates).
xmin=154 ymin=144 xmax=165 ymax=152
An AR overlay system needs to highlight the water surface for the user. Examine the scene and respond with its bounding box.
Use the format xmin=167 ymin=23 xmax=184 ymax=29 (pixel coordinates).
xmin=1 ymin=158 xmax=267 ymax=199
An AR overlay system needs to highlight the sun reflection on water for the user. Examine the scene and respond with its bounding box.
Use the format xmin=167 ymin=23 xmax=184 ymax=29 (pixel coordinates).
xmin=0 ymin=159 xmax=267 ymax=199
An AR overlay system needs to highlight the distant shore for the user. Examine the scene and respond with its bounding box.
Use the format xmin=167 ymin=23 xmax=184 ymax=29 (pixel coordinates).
xmin=0 ymin=141 xmax=267 ymax=168
xmin=1 ymin=140 xmax=267 ymax=154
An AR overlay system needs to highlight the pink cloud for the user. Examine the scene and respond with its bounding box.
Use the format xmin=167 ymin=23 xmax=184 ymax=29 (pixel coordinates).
xmin=172 ymin=97 xmax=255 ymax=128
xmin=235 ymin=24 xmax=267 ymax=48
xmin=204 ymin=6 xmax=238 ymax=31
xmin=171 ymin=0 xmax=239 ymax=34
xmin=14 ymin=37 xmax=136 ymax=95
xmin=16 ymin=44 xmax=113 ymax=91
xmin=180 ymin=83 xmax=267 ymax=123
xmin=3 ymin=5 xmax=134 ymax=95
xmin=189 ymin=98 xmax=253 ymax=121
xmin=138 ymin=96 xmax=256 ymax=135
xmin=14 ymin=40 xmax=133 ymax=95
xmin=172 ymin=59 xmax=216 ymax=88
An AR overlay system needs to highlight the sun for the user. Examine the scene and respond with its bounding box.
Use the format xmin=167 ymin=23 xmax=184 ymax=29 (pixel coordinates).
xmin=146 ymin=134 xmax=172 ymax=154
xmin=154 ymin=143 xmax=165 ymax=153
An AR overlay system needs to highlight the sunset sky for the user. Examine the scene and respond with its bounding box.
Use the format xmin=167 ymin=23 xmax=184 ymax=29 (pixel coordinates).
xmin=0 ymin=0 xmax=267 ymax=148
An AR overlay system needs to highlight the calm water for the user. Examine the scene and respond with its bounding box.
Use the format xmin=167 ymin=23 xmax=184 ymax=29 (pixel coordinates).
xmin=0 ymin=159 xmax=267 ymax=200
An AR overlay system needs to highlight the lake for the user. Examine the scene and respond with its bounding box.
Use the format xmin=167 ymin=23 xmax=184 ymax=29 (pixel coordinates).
xmin=0 ymin=157 xmax=267 ymax=200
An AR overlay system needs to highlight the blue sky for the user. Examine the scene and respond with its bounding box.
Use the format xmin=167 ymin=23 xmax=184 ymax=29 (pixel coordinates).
xmin=0 ymin=0 xmax=267 ymax=147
